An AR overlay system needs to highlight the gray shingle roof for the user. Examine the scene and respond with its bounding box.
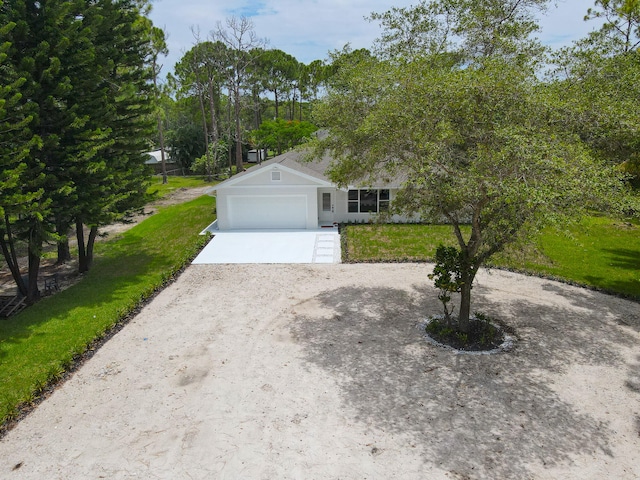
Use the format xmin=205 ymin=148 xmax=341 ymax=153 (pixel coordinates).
xmin=211 ymin=147 xmax=405 ymax=191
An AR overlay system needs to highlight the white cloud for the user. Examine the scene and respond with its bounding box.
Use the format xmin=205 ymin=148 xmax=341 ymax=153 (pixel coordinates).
xmin=149 ymin=0 xmax=603 ymax=76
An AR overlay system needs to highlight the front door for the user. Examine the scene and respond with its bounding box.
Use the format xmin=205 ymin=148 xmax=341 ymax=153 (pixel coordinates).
xmin=319 ymin=190 xmax=334 ymax=224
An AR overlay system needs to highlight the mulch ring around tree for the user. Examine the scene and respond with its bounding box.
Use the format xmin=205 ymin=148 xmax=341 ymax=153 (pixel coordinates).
xmin=420 ymin=314 xmax=517 ymax=355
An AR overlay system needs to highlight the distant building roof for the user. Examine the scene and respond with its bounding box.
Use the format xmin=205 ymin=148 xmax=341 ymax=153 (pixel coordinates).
xmin=144 ymin=149 xmax=174 ymax=164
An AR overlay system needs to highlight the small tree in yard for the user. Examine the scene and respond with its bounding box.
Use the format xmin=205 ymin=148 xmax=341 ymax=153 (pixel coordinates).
xmin=311 ymin=0 xmax=633 ymax=336
xmin=429 ymin=246 xmax=465 ymax=327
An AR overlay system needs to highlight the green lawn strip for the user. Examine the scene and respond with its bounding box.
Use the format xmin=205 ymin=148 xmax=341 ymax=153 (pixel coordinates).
xmin=344 ymin=216 xmax=640 ymax=299
xmin=343 ymin=223 xmax=468 ymax=262
xmin=0 ymin=195 xmax=215 ymax=423
xmin=147 ymin=175 xmax=213 ymax=199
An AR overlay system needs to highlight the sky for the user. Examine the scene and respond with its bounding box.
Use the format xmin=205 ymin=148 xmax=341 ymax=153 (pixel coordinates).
xmin=148 ymin=0 xmax=604 ymax=78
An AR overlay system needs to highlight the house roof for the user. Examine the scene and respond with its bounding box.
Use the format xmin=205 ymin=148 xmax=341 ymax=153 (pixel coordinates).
xmin=208 ymin=147 xmax=404 ymax=193
xmin=144 ymin=149 xmax=174 ymax=164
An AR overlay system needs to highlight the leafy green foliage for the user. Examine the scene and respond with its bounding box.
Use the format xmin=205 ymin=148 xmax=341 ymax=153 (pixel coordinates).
xmin=550 ymin=1 xmax=640 ymax=187
xmin=586 ymin=0 xmax=640 ymax=52
xmin=191 ymin=141 xmax=229 ymax=176
xmin=250 ymin=119 xmax=317 ymax=154
xmin=428 ymin=246 xmax=465 ymax=323
xmin=0 ymin=0 xmax=157 ymax=289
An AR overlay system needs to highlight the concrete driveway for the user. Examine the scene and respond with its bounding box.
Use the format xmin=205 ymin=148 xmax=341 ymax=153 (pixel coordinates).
xmin=192 ymin=230 xmax=341 ymax=264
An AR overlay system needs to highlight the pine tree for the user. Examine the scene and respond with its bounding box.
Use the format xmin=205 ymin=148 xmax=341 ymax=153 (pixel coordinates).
xmin=0 ymin=7 xmax=43 ymax=296
xmin=73 ymin=0 xmax=155 ymax=273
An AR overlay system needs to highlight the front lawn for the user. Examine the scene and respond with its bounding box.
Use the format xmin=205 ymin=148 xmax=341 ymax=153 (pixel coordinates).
xmin=0 ymin=195 xmax=215 ymax=425
xmin=343 ymin=216 xmax=640 ymax=299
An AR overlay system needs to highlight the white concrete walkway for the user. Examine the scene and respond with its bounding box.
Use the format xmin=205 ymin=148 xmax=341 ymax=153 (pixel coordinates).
xmin=192 ymin=230 xmax=341 ymax=264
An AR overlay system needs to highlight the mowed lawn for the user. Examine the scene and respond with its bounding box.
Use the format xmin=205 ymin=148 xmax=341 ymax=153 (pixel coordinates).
xmin=0 ymin=195 xmax=215 ymax=423
xmin=343 ymin=216 xmax=640 ymax=299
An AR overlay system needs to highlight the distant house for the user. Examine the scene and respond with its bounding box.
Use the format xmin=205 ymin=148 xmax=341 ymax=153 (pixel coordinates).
xmin=247 ymin=149 xmax=267 ymax=163
xmin=209 ymin=149 xmax=411 ymax=231
xmin=144 ymin=149 xmax=178 ymax=175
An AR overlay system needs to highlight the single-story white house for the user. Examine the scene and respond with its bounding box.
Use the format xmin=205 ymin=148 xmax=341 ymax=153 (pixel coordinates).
xmin=210 ymin=149 xmax=409 ymax=231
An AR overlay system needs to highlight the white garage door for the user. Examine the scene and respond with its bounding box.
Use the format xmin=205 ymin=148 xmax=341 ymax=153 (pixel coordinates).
xmin=227 ymin=195 xmax=308 ymax=229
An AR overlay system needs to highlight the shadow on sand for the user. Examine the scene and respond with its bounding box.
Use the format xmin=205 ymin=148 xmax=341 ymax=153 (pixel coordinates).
xmin=290 ymin=282 xmax=637 ymax=478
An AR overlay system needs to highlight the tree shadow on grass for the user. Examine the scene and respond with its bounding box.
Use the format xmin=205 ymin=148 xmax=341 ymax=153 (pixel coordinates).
xmin=0 ymin=249 xmax=157 ymax=350
xmin=290 ymin=283 xmax=637 ymax=479
xmin=580 ymin=247 xmax=640 ymax=300
xmin=600 ymin=248 xmax=640 ymax=272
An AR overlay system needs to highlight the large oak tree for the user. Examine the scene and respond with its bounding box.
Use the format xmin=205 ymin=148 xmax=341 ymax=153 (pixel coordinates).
xmin=312 ymin=0 xmax=631 ymax=332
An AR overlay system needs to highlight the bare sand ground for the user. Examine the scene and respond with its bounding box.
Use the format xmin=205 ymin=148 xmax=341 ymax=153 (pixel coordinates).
xmin=0 ymin=263 xmax=639 ymax=479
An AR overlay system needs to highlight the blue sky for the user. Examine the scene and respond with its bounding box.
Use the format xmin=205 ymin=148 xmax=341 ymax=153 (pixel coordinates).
xmin=149 ymin=0 xmax=603 ymax=78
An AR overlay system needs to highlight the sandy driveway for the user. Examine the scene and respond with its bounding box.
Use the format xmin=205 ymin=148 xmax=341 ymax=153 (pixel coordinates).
xmin=1 ymin=263 xmax=639 ymax=479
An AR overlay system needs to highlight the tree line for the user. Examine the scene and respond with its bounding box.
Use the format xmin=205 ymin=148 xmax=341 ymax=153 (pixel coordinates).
xmin=161 ymin=17 xmax=338 ymax=177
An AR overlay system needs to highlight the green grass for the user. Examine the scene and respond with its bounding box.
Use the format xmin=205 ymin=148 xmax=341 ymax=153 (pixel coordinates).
xmin=343 ymin=223 xmax=469 ymax=262
xmin=0 ymin=195 xmax=215 ymax=424
xmin=494 ymin=216 xmax=640 ymax=298
xmin=147 ymin=176 xmax=213 ymax=199
xmin=344 ymin=216 xmax=640 ymax=299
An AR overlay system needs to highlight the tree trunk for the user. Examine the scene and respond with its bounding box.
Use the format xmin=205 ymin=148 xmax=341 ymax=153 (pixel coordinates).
xmin=253 ymin=88 xmax=261 ymax=129
xmin=57 ymin=240 xmax=71 ymax=264
xmin=27 ymin=236 xmax=41 ymax=304
xmin=227 ymin=97 xmax=234 ymax=175
xmin=76 ymin=223 xmax=97 ymax=274
xmin=457 ymin=258 xmax=480 ymax=334
xmin=153 ymin=60 xmax=168 ymax=185
xmin=208 ymin=81 xmax=220 ymax=175
xmin=56 ymin=220 xmax=72 ymax=264
xmin=0 ymin=217 xmax=26 ymax=297
xmin=76 ymin=220 xmax=89 ymax=274
xmin=158 ymin=115 xmax=168 ymax=184
xmin=458 ymin=279 xmax=472 ymax=333
xmin=196 ymin=86 xmax=211 ymax=181
xmin=234 ymin=87 xmax=244 ymax=173
xmin=292 ymin=89 xmax=297 ymax=121
xmin=85 ymin=226 xmax=98 ymax=272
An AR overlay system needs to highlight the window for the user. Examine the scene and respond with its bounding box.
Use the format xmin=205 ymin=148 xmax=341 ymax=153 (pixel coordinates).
xmin=347 ymin=189 xmax=391 ymax=213
xmin=359 ymin=190 xmax=377 ymax=212
xmin=271 ymin=171 xmax=281 ymax=181
xmin=348 ymin=190 xmax=359 ymax=212
xmin=379 ymin=189 xmax=390 ymax=212
xmin=322 ymin=192 xmax=331 ymax=212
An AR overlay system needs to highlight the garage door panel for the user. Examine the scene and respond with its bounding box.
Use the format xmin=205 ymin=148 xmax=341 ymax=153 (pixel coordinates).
xmin=228 ymin=195 xmax=307 ymax=229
